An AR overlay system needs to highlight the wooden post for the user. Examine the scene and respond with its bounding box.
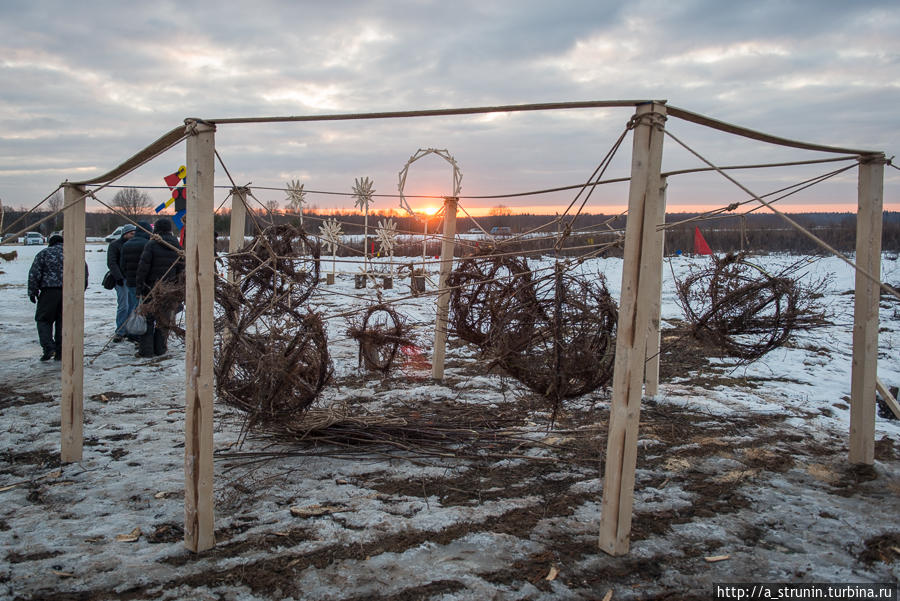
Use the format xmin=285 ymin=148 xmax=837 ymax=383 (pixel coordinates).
xmin=849 ymin=155 xmax=885 ymax=465
xmin=60 ymin=183 xmax=86 ymax=463
xmin=184 ymin=120 xmax=216 ymax=552
xmin=644 ymin=177 xmax=667 ymax=398
xmin=599 ymin=102 xmax=666 ymax=555
xmin=431 ymin=196 xmax=458 ymax=380
xmin=228 ymin=186 xmax=248 ymax=284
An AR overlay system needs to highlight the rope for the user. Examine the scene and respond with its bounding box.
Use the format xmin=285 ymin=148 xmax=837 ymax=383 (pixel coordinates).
xmin=658 ymin=163 xmax=858 ymax=232
xmin=555 ymin=123 xmax=632 ymax=250
xmin=663 ymin=128 xmax=900 ymax=302
xmin=307 ymin=239 xmax=622 ymax=322
xmin=87 ymin=191 xmax=184 ymax=256
xmin=206 ymin=100 xmax=659 ymax=125
xmin=667 ymin=104 xmax=879 ymax=156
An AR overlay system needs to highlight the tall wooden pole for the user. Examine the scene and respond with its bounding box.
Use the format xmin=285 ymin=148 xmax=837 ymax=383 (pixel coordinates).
xmin=644 ymin=177 xmax=668 ymax=398
xmin=228 ymin=186 xmax=248 ymax=284
xmin=184 ymin=120 xmax=216 ymax=552
xmin=431 ymin=196 xmax=458 ymax=380
xmin=60 ymin=183 xmax=86 ymax=463
xmin=849 ymin=155 xmax=885 ymax=465
xmin=599 ymin=102 xmax=666 ymax=556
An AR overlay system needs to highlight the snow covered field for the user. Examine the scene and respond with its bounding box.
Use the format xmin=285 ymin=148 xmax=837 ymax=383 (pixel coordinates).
xmin=1 ymin=242 xmax=899 ymax=600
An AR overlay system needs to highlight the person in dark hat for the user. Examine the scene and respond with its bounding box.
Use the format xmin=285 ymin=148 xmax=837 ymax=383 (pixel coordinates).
xmin=27 ymin=234 xmax=88 ymax=361
xmin=135 ymin=217 xmax=183 ymax=357
xmin=119 ymin=221 xmax=153 ymax=341
xmin=108 ymin=223 xmax=136 ymax=341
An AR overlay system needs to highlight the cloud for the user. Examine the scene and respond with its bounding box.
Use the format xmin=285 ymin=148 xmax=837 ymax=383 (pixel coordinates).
xmin=0 ymin=0 xmax=897 ymax=213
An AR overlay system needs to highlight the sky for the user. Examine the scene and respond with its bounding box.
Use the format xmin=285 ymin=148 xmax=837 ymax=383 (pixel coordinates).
xmin=1 ymin=0 xmax=898 ymax=217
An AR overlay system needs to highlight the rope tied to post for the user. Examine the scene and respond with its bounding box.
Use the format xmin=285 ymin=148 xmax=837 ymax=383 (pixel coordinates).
xmin=184 ymin=118 xmax=216 ymax=136
xmin=626 ymin=111 xmax=667 ymax=131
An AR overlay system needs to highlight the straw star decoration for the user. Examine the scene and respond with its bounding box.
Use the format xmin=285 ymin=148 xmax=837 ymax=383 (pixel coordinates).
xmin=352 ymin=177 xmax=375 ymax=212
xmin=319 ymin=218 xmax=343 ymax=253
xmin=375 ymin=218 xmax=398 ymax=255
xmin=286 ymin=179 xmax=307 ymax=212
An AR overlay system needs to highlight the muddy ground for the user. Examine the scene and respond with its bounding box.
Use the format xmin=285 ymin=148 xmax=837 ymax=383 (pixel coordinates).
xmin=2 ymin=331 xmax=899 ymax=601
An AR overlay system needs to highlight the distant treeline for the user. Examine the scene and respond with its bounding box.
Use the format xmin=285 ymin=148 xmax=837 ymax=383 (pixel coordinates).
xmin=3 ymin=208 xmax=898 ymax=256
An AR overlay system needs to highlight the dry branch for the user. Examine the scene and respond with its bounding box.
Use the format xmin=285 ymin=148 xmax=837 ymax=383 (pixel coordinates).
xmin=676 ymin=253 xmax=828 ymax=360
xmin=346 ymin=304 xmax=414 ymax=373
xmin=214 ymin=223 xmax=331 ymax=426
xmin=448 ymin=251 xmax=536 ymax=346
xmin=488 ymin=265 xmax=618 ymax=415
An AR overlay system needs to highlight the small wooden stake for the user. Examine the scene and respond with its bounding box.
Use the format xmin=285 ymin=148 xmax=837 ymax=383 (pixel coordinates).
xmin=599 ymin=102 xmax=666 ymax=556
xmin=184 ymin=120 xmax=216 ymax=552
xmin=644 ymin=177 xmax=667 ymax=398
xmin=61 ymin=183 xmax=86 ymax=463
xmin=431 ymin=196 xmax=458 ymax=380
xmin=849 ymin=156 xmax=884 ymax=465
xmin=876 ymin=377 xmax=900 ymax=420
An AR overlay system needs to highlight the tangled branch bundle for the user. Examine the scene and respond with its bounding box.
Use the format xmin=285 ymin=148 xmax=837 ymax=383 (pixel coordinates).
xmin=139 ymin=273 xmax=186 ymax=337
xmin=225 ymin=223 xmax=320 ymax=317
xmin=488 ymin=264 xmax=618 ymax=411
xmin=347 ymin=304 xmax=414 ymax=372
xmin=676 ymin=253 xmax=827 ymax=360
xmin=448 ymin=251 xmax=536 ymax=346
xmin=215 ymin=224 xmax=331 ymax=424
xmin=215 ymin=312 xmax=331 ymax=426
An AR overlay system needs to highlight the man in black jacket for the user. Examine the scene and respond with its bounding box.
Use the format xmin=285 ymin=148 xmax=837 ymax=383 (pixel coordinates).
xmin=107 ymin=224 xmax=135 ymax=341
xmin=135 ymin=217 xmax=183 ymax=357
xmin=27 ymin=234 xmax=88 ymax=361
xmin=119 ymin=221 xmax=152 ymax=340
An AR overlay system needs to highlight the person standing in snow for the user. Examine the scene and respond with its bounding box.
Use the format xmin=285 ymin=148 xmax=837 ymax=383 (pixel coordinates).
xmin=135 ymin=217 xmax=183 ymax=357
xmin=27 ymin=234 xmax=88 ymax=361
xmin=119 ymin=221 xmax=152 ymax=340
xmin=107 ymin=223 xmax=136 ymax=341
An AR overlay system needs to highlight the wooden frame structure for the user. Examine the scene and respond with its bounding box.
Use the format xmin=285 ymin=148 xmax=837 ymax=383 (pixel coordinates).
xmin=55 ymin=100 xmax=885 ymax=554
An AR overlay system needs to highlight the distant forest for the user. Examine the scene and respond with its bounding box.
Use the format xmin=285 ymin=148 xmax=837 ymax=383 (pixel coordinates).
xmin=3 ymin=207 xmax=899 ymax=256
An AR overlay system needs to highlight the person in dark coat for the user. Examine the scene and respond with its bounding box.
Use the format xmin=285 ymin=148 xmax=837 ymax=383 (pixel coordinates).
xmin=135 ymin=218 xmax=183 ymax=357
xmin=27 ymin=234 xmax=88 ymax=361
xmin=107 ymin=224 xmax=136 ymax=341
xmin=119 ymin=221 xmax=152 ymax=339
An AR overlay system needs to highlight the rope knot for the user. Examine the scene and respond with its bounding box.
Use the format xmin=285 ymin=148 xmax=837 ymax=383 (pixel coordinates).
xmin=626 ymin=112 xmax=667 ymax=131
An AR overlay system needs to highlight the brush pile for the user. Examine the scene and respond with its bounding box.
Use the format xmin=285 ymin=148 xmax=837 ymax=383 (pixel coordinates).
xmin=448 ymin=251 xmax=537 ymax=346
xmin=215 ymin=224 xmax=331 ymax=425
xmin=347 ymin=304 xmax=414 ymax=372
xmin=676 ymin=253 xmax=828 ymax=360
xmin=488 ymin=264 xmax=618 ymax=411
xmin=138 ymin=272 xmax=186 ymax=337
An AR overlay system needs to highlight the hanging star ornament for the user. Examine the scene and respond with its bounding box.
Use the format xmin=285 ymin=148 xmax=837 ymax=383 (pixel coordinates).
xmin=286 ymin=179 xmax=307 ymax=212
xmin=375 ymin=218 xmax=398 ymax=255
xmin=319 ymin=218 xmax=343 ymax=253
xmin=352 ymin=176 xmax=375 ymax=212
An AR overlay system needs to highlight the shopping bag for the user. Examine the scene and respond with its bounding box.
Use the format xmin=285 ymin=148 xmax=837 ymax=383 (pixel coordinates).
xmin=124 ymin=311 xmax=147 ymax=336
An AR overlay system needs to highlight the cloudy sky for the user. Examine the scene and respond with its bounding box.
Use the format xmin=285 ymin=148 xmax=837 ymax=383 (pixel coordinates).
xmin=1 ymin=0 xmax=898 ymax=216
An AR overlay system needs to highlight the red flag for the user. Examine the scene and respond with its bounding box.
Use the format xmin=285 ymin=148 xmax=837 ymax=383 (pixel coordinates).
xmin=693 ymin=226 xmax=712 ymax=256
